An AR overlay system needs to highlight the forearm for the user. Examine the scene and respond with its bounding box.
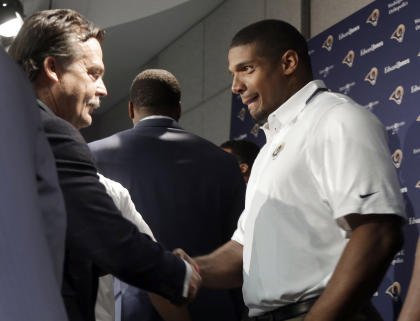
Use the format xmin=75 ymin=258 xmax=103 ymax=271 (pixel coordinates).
xmin=305 ymin=214 xmax=403 ymax=321
xmin=195 ymin=240 xmax=243 ymax=289
xmin=398 ymin=238 xmax=420 ymax=321
xmin=149 ymin=293 xmax=191 ymax=321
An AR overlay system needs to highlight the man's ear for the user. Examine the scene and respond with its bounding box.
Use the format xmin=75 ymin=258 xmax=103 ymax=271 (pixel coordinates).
xmin=239 ymin=163 xmax=249 ymax=175
xmin=175 ymin=102 xmax=181 ymax=121
xmin=43 ymin=56 xmax=60 ymax=83
xmin=128 ymin=101 xmax=135 ymax=120
xmin=281 ymin=50 xmax=299 ymax=76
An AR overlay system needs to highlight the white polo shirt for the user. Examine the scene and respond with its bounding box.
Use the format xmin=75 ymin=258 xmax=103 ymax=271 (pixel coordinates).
xmin=232 ymin=80 xmax=405 ymax=317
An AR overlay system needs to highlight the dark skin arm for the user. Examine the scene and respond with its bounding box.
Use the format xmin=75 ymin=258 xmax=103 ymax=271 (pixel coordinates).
xmin=305 ymin=214 xmax=403 ymax=321
xmin=149 ymin=293 xmax=192 ymax=321
xmin=174 ymin=240 xmax=243 ymax=289
xmin=397 ymin=237 xmax=420 ymax=321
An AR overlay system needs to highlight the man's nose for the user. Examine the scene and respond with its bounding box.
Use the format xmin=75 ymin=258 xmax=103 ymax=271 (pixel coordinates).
xmin=231 ymin=74 xmax=245 ymax=95
xmin=96 ymin=78 xmax=107 ymax=97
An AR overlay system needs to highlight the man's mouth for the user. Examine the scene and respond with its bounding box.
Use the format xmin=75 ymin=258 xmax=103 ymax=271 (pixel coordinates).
xmin=242 ymin=94 xmax=259 ymax=107
xmin=87 ymin=98 xmax=101 ymax=113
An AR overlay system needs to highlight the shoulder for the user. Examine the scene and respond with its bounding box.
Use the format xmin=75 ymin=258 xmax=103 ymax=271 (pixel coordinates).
xmin=312 ymin=92 xmax=384 ymax=136
xmin=40 ymin=109 xmax=96 ymax=164
xmin=40 ymin=109 xmax=85 ymax=141
xmin=89 ymin=130 xmax=130 ymax=153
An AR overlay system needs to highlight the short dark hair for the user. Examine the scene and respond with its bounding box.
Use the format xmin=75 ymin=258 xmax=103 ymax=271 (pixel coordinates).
xmin=9 ymin=9 xmax=104 ymax=82
xmin=230 ymin=19 xmax=312 ymax=74
xmin=130 ymin=69 xmax=181 ymax=111
xmin=221 ymin=140 xmax=260 ymax=168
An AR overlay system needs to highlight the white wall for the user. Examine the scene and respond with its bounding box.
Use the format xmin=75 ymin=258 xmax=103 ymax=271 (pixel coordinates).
xmin=83 ymin=0 xmax=374 ymax=144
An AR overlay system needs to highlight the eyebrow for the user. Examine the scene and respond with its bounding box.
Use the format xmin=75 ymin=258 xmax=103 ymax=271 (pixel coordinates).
xmin=229 ymin=60 xmax=254 ymax=72
xmin=90 ymin=65 xmax=105 ymax=75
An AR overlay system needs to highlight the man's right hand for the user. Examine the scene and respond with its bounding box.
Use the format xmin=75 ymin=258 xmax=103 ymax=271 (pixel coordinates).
xmin=175 ymin=241 xmax=243 ymax=290
xmin=187 ymin=263 xmax=201 ymax=302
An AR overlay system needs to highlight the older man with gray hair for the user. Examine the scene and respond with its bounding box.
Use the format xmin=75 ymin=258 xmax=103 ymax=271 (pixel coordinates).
xmin=9 ymin=9 xmax=200 ymax=321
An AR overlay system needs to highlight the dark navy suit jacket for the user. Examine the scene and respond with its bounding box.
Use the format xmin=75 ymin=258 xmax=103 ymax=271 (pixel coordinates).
xmin=89 ymin=117 xmax=246 ymax=321
xmin=39 ymin=108 xmax=188 ymax=321
xmin=0 ymin=49 xmax=68 ymax=320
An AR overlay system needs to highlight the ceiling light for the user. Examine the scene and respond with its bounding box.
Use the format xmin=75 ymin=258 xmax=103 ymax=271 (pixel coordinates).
xmin=0 ymin=0 xmax=23 ymax=38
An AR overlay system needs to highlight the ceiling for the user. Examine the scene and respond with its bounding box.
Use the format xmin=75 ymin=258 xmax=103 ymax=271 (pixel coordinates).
xmin=20 ymin=0 xmax=225 ymax=113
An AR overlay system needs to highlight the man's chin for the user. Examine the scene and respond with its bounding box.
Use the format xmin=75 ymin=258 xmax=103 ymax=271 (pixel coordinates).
xmin=77 ymin=117 xmax=92 ymax=130
xmin=250 ymin=111 xmax=268 ymax=125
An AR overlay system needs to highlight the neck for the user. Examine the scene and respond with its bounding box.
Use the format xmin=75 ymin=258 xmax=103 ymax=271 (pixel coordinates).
xmin=132 ymin=107 xmax=179 ymax=126
xmin=35 ymin=85 xmax=58 ymax=115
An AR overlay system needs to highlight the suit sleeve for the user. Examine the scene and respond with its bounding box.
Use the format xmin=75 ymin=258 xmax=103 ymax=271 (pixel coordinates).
xmin=42 ymin=117 xmax=187 ymax=304
xmin=222 ymin=156 xmax=246 ymax=241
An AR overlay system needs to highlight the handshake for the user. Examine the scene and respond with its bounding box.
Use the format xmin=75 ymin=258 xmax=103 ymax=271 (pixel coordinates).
xmin=174 ymin=248 xmax=202 ymax=303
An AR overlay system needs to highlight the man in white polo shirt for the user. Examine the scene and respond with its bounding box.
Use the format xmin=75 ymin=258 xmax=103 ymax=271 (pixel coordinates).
xmin=177 ymin=19 xmax=405 ymax=321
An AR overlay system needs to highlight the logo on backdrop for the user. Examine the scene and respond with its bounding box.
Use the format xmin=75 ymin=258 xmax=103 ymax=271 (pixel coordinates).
xmin=390 ymin=24 xmax=406 ymax=43
xmin=339 ymin=82 xmax=356 ymax=95
xmin=250 ymin=124 xmax=260 ymax=138
xmin=384 ymin=58 xmax=410 ymax=74
xmin=411 ymin=84 xmax=420 ymax=94
xmin=385 ymin=282 xmax=401 ymax=302
xmin=322 ymin=35 xmax=334 ymax=51
xmin=391 ymin=249 xmax=405 ymax=266
xmin=366 ymin=8 xmax=380 ymax=26
xmin=237 ymin=107 xmax=246 ymax=121
xmin=392 ymin=149 xmax=403 ymax=168
xmin=417 ymin=115 xmax=420 ymax=121
xmin=360 ymin=41 xmax=384 ymax=56
xmin=364 ymin=67 xmax=378 ymax=85
xmin=416 ymin=180 xmax=420 ymax=188
xmin=389 ymin=86 xmax=404 ymax=105
xmin=319 ymin=65 xmax=334 ymax=78
xmin=386 ymin=121 xmax=405 ymax=135
xmin=342 ymin=50 xmax=355 ymax=67
xmin=338 ymin=25 xmax=360 ymax=40
xmin=388 ymin=1 xmax=408 ymax=15
xmin=409 ymin=215 xmax=420 ymax=225
xmin=364 ymin=100 xmax=380 ymax=111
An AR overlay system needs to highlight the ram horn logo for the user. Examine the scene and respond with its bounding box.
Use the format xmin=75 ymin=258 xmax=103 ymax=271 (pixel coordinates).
xmin=342 ymin=50 xmax=355 ymax=67
xmin=391 ymin=24 xmax=405 ymax=43
xmin=416 ymin=181 xmax=420 ymax=188
xmin=389 ymin=86 xmax=404 ymax=105
xmin=250 ymin=124 xmax=260 ymax=138
xmin=366 ymin=9 xmax=380 ymax=26
xmin=392 ymin=149 xmax=403 ymax=168
xmin=272 ymin=143 xmax=285 ymax=159
xmin=364 ymin=67 xmax=378 ymax=85
xmin=385 ymin=282 xmax=401 ymax=302
xmin=322 ymin=35 xmax=334 ymax=51
xmin=417 ymin=115 xmax=420 ymax=121
xmin=237 ymin=107 xmax=246 ymax=121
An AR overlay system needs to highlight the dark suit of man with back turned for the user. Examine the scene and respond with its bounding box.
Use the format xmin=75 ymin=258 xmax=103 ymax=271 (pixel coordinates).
xmin=8 ymin=10 xmax=200 ymax=321
xmin=0 ymin=48 xmax=68 ymax=321
xmin=89 ymin=69 xmax=246 ymax=321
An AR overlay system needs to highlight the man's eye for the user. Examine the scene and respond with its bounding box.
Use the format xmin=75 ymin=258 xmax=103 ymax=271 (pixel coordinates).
xmin=244 ymin=66 xmax=253 ymax=72
xmin=90 ymin=72 xmax=100 ymax=80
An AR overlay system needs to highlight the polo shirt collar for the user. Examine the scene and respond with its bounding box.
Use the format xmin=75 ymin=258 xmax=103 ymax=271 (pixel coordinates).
xmin=262 ymin=80 xmax=327 ymax=139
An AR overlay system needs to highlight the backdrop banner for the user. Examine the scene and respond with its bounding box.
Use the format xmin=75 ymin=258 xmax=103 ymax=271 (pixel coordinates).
xmin=229 ymin=0 xmax=420 ymax=319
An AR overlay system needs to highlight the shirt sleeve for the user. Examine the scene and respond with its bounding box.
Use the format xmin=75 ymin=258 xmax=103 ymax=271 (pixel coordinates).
xmin=231 ymin=210 xmax=246 ymax=245
xmin=310 ymin=101 xmax=406 ymax=230
xmin=98 ymin=173 xmax=156 ymax=241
